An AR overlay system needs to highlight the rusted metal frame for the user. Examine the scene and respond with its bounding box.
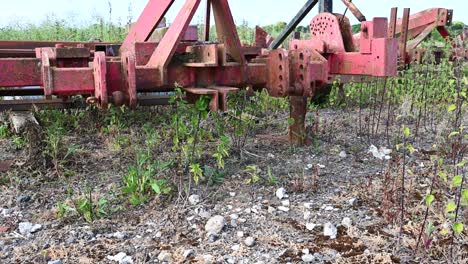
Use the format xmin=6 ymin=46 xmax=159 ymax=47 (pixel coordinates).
xmin=211 ymin=0 xmax=246 ymax=64
xmin=407 ymin=25 xmax=436 ymax=51
xmin=289 ymin=96 xmax=308 ymax=145
xmin=400 ymin=8 xmax=410 ymax=65
xmin=0 ymin=58 xmax=42 ymax=87
xmin=204 ymin=0 xmax=211 ymax=41
xmin=389 ymin=7 xmax=398 ymax=38
xmin=120 ymin=0 xmax=175 ymax=53
xmin=269 ymin=0 xmax=319 ymax=49
xmin=146 ymin=0 xmax=202 ymax=84
xmin=0 ymin=98 xmax=87 ymax=111
xmin=341 ymin=0 xmax=366 ymax=22
xmin=394 ymin=8 xmax=447 ymax=35
xmin=0 ymin=40 xmax=112 ymax=50
xmin=93 ymin=52 xmax=108 ymax=109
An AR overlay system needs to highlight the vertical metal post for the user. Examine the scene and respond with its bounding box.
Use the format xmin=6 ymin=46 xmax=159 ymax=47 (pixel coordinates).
xmin=389 ymin=7 xmax=398 ymax=38
xmin=400 ymin=8 xmax=410 ymax=66
xmin=289 ymin=96 xmax=308 ymax=145
xmin=204 ymin=0 xmax=211 ymax=41
xmin=319 ymin=0 xmax=333 ymax=13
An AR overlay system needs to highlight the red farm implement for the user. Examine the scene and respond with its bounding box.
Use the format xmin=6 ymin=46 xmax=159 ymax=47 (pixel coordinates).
xmin=0 ymin=0 xmax=400 ymax=145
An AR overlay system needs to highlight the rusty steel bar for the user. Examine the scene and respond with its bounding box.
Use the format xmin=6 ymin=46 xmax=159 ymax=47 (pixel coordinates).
xmin=341 ymin=0 xmax=366 ymax=22
xmin=204 ymin=0 xmax=211 ymax=41
xmin=400 ymin=8 xmax=410 ymax=65
xmin=389 ymin=7 xmax=398 ymax=38
xmin=120 ymin=0 xmax=175 ymax=53
xmin=289 ymin=96 xmax=308 ymax=145
xmin=269 ymin=0 xmax=319 ymax=49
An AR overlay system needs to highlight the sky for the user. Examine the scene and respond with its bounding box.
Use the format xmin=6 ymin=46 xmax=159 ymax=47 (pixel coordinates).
xmin=0 ymin=0 xmax=466 ymax=27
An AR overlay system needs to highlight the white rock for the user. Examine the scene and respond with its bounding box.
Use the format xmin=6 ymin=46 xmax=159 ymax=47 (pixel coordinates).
xmin=183 ymin=249 xmax=195 ymax=259
xmin=277 ymin=206 xmax=290 ymax=212
xmin=203 ymin=255 xmax=214 ymax=264
xmin=304 ymin=211 xmax=312 ymax=221
xmin=317 ymin=164 xmax=326 ymax=169
xmin=339 ymin=151 xmax=347 ymax=158
xmin=231 ymin=244 xmax=240 ymax=251
xmin=47 ymin=260 xmax=62 ymax=264
xmin=342 ymin=217 xmax=352 ymax=228
xmin=268 ymin=206 xmax=276 ymax=214
xmin=198 ymin=209 xmax=211 ymax=219
xmin=230 ymin=214 xmax=239 ymax=220
xmin=306 ymin=223 xmax=317 ymax=231
xmin=237 ymin=231 xmax=244 ymax=238
xmin=348 ymin=198 xmax=357 ymax=206
xmin=306 ymin=164 xmax=313 ymax=170
xmin=18 ymin=222 xmax=42 ymax=235
xmin=302 ymin=254 xmax=315 ymax=263
xmin=157 ymin=251 xmax=172 ymax=262
xmin=323 ymin=205 xmax=334 ymax=211
xmin=281 ymin=200 xmax=290 ymax=207
xmin=302 ymin=248 xmax=310 ymax=254
xmin=244 ymin=236 xmax=255 ymax=247
xmin=189 ymin=194 xmax=201 ymax=205
xmin=112 ymin=231 xmax=126 ymax=240
xmin=368 ymin=145 xmax=392 ymax=160
xmin=267 ymin=153 xmax=275 ymax=158
xmin=323 ymin=222 xmax=337 ymax=239
xmin=276 ymin=188 xmax=288 ymax=199
xmin=303 ymin=203 xmax=313 ymax=209
xmin=229 ymin=192 xmax=236 ymax=197
xmin=107 ymin=252 xmax=133 ymax=264
xmin=205 ymin=215 xmax=226 ymax=235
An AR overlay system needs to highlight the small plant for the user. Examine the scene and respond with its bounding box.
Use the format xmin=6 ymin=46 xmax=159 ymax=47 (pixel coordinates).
xmin=244 ymin=165 xmax=260 ymax=184
xmin=204 ymin=165 xmax=226 ymax=186
xmin=11 ymin=135 xmax=26 ymax=149
xmin=0 ymin=124 xmax=10 ymax=139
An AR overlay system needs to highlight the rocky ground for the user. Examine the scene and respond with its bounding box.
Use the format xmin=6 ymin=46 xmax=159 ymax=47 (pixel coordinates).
xmin=0 ymin=106 xmax=467 ymax=264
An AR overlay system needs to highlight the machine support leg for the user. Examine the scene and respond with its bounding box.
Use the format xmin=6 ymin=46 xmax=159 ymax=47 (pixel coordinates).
xmin=289 ymin=96 xmax=308 ymax=145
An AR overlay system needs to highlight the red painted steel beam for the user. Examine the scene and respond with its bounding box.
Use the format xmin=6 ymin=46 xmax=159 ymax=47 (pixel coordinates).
xmin=120 ymin=0 xmax=175 ymax=53
xmin=204 ymin=0 xmax=212 ymax=41
xmin=211 ymin=0 xmax=246 ymax=64
xmin=145 ymin=0 xmax=202 ymax=84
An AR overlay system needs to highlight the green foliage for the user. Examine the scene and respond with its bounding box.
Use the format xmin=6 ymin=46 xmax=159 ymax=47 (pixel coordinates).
xmin=244 ymin=165 xmax=260 ymax=184
xmin=11 ymin=136 xmax=26 ymax=149
xmin=204 ymin=165 xmax=226 ymax=186
xmin=0 ymin=124 xmax=10 ymax=139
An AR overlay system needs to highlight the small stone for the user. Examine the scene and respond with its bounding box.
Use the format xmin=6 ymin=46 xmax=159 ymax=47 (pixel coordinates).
xmin=276 ymin=188 xmax=287 ymax=200
xmin=236 ymin=231 xmax=244 ymax=238
xmin=306 ymin=223 xmax=317 ymax=231
xmin=302 ymin=248 xmax=310 ymax=254
xmin=302 ymin=254 xmax=315 ymax=263
xmin=277 ymin=206 xmax=290 ymax=212
xmin=323 ymin=222 xmax=337 ymax=239
xmin=268 ymin=206 xmax=276 ymax=214
xmin=231 ymin=244 xmax=240 ymax=251
xmin=323 ymin=205 xmax=334 ymax=211
xmin=17 ymin=194 xmax=31 ymax=204
xmin=281 ymin=200 xmax=290 ymax=207
xmin=112 ymin=231 xmax=126 ymax=240
xmin=304 ymin=211 xmax=312 ymax=220
xmin=107 ymin=252 xmax=133 ymax=264
xmin=203 ymin=255 xmax=214 ymax=264
xmin=317 ymin=164 xmax=326 ymax=169
xmin=303 ymin=203 xmax=313 ymax=209
xmin=339 ymin=151 xmax=347 ymax=158
xmin=342 ymin=217 xmax=352 ymax=228
xmin=198 ymin=208 xmax=212 ymax=219
xmin=189 ymin=194 xmax=201 ymax=205
xmin=230 ymin=214 xmax=239 ymax=220
xmin=183 ymin=249 xmax=195 ymax=259
xmin=47 ymin=260 xmax=62 ymax=264
xmin=18 ymin=222 xmax=42 ymax=235
xmin=348 ymin=198 xmax=357 ymax=206
xmin=244 ymin=236 xmax=255 ymax=247
xmin=158 ymin=251 xmax=172 ymax=262
xmin=229 ymin=192 xmax=236 ymax=197
xmin=207 ymin=233 xmax=219 ymax=243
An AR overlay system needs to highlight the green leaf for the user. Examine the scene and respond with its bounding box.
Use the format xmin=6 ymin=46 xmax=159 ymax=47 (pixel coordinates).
xmin=407 ymin=145 xmax=415 ymax=154
xmin=449 ymin=131 xmax=460 ymax=138
xmin=452 ymin=223 xmax=464 ymax=235
xmin=446 ymin=201 xmax=457 ymax=213
xmin=448 ymin=104 xmax=457 ymax=112
xmin=425 ymin=194 xmax=435 ymax=207
xmin=438 ymin=171 xmax=448 ymax=182
xmin=452 ymin=176 xmax=463 ymax=187
xmin=403 ymin=127 xmax=410 ymax=138
xmin=462 ymin=190 xmax=468 ymax=202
